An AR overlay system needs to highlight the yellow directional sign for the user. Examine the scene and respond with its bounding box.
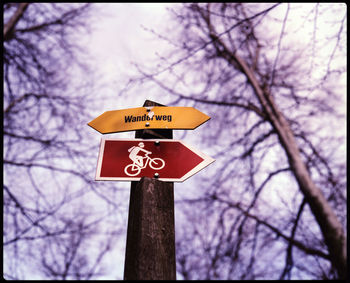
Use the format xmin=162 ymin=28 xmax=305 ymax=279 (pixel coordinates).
xmin=88 ymin=106 xmax=210 ymax=134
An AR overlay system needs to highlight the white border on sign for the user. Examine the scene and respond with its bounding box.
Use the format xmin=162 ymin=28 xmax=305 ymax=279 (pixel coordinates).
xmin=95 ymin=138 xmax=215 ymax=183
xmin=95 ymin=137 xmax=106 ymax=181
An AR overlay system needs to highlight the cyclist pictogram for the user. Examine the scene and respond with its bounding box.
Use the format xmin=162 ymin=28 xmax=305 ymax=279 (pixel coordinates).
xmin=124 ymin=142 xmax=165 ymax=176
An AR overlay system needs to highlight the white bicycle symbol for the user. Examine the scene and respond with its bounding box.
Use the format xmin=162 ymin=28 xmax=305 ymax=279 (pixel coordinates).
xmin=124 ymin=153 xmax=165 ymax=176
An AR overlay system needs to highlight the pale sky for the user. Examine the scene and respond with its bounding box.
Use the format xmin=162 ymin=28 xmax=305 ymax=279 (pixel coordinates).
xmin=87 ymin=3 xmax=178 ymax=102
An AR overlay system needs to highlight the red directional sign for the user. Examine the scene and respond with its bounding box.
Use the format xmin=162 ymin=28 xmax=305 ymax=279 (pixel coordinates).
xmin=95 ymin=138 xmax=215 ymax=182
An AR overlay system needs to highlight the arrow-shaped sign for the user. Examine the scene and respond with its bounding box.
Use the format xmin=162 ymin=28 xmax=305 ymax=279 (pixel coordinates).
xmin=95 ymin=138 xmax=215 ymax=182
xmin=88 ymin=106 xmax=210 ymax=134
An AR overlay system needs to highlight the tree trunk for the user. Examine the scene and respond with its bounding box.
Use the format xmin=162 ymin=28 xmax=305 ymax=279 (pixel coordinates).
xmin=231 ymin=50 xmax=347 ymax=280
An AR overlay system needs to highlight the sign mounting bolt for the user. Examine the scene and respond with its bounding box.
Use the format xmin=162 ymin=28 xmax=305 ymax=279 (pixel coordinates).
xmin=145 ymin=122 xmax=150 ymax=127
xmin=154 ymin=173 xmax=159 ymax=178
xmin=155 ymin=140 xmax=160 ymax=146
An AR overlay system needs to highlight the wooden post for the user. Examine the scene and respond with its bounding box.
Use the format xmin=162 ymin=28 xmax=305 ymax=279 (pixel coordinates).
xmin=123 ymin=100 xmax=176 ymax=280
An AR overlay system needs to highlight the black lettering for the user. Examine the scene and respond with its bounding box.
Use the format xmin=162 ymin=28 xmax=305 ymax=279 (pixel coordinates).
xmin=125 ymin=115 xmax=157 ymax=123
xmin=125 ymin=115 xmax=133 ymax=123
xmin=168 ymin=115 xmax=172 ymax=122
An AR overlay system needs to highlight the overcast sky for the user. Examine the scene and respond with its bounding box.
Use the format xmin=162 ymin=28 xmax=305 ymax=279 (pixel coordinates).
xmin=86 ymin=4 xmax=177 ymax=107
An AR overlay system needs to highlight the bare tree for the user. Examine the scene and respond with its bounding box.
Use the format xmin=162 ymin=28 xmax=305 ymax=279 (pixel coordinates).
xmin=38 ymin=213 xmax=114 ymax=280
xmin=127 ymin=3 xmax=346 ymax=279
xmin=3 ymin=3 xmax=124 ymax=279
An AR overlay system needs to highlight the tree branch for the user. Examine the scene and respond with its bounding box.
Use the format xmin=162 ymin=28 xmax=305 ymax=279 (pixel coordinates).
xmin=3 ymin=3 xmax=29 ymax=41
xmin=214 ymin=196 xmax=330 ymax=260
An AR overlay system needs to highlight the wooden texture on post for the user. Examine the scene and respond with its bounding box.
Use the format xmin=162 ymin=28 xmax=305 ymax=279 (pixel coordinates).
xmin=124 ymin=100 xmax=176 ymax=280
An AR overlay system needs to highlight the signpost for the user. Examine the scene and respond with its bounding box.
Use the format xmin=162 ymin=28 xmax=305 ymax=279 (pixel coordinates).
xmin=87 ymin=106 xmax=210 ymax=134
xmin=124 ymin=100 xmax=176 ymax=280
xmin=95 ymin=138 xmax=214 ymax=182
xmin=88 ymin=100 xmax=214 ymax=280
